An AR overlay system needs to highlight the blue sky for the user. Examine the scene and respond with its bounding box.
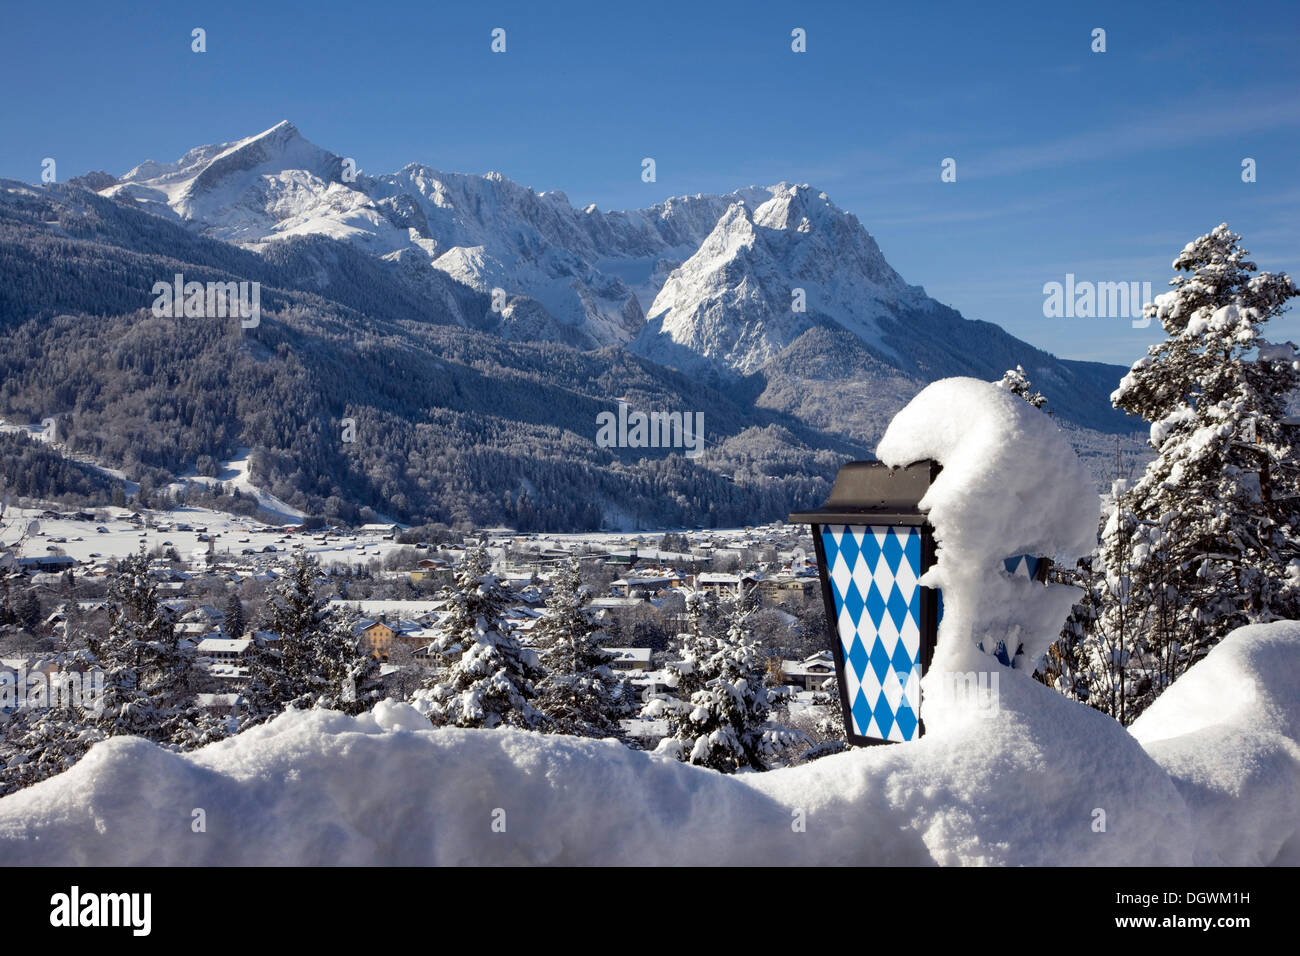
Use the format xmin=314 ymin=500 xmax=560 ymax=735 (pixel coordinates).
xmin=2 ymin=0 xmax=1297 ymax=367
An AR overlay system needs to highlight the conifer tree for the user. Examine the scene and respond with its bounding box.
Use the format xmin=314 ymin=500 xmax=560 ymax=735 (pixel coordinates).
xmin=0 ymin=646 xmax=108 ymax=797
xmin=246 ymin=552 xmax=381 ymax=721
xmin=995 ymin=365 xmax=1047 ymax=409
xmin=223 ymin=592 xmax=245 ymax=638
xmin=0 ymin=703 xmax=106 ymax=797
xmin=1 ymin=550 xmax=221 ymax=794
xmin=419 ymin=545 xmax=543 ymax=729
xmin=1098 ymin=224 xmax=1300 ymax=720
xmin=534 ymin=560 xmax=633 ymax=737
xmin=88 ymin=548 xmax=200 ymax=743
xmin=648 ymin=590 xmax=805 ymax=772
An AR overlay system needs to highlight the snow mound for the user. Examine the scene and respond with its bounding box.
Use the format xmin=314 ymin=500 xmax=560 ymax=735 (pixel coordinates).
xmin=1131 ymin=622 xmax=1300 ymax=865
xmin=1131 ymin=622 xmax=1300 ymax=745
xmin=876 ymin=378 xmax=1097 ymax=725
xmin=2 ymin=625 xmax=1297 ymax=865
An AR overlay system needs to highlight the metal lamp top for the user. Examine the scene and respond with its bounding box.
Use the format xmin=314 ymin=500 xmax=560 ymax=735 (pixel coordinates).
xmin=788 ymin=459 xmax=941 ymax=527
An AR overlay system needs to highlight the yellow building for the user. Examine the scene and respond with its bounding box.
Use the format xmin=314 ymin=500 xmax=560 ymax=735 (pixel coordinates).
xmin=356 ymin=620 xmax=397 ymax=660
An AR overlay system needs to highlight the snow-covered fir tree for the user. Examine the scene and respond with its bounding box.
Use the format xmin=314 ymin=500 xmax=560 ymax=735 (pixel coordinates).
xmin=663 ymin=588 xmax=720 ymax=701
xmin=1 ymin=550 xmax=227 ymax=794
xmin=245 ymin=552 xmax=382 ymax=722
xmin=1 ymin=711 xmax=104 ymax=797
xmin=1096 ymin=224 xmax=1300 ymax=721
xmin=533 ymin=560 xmax=633 ymax=737
xmin=0 ymin=650 xmax=107 ymax=797
xmin=223 ymin=592 xmax=245 ymax=638
xmin=647 ymin=590 xmax=805 ymax=772
xmin=313 ymin=619 xmax=385 ymax=716
xmin=88 ymin=548 xmax=204 ymax=745
xmin=994 ymin=365 xmax=1047 ymax=409
xmin=417 ymin=545 xmax=544 ymax=729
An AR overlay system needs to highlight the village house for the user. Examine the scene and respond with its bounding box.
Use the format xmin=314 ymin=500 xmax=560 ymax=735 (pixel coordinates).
xmin=196 ymin=693 xmax=244 ymax=719
xmin=694 ymin=571 xmax=761 ymax=599
xmin=757 ymin=574 xmax=818 ymax=604
xmin=609 ymin=571 xmax=682 ymax=599
xmin=16 ymin=555 xmax=76 ymax=574
xmin=604 ymin=547 xmax=640 ymax=570
xmin=408 ymin=558 xmax=452 ymax=586
xmin=354 ymin=619 xmax=397 ymax=659
xmin=353 ymin=619 xmax=439 ymax=660
xmin=195 ymin=637 xmax=252 ymax=664
xmin=781 ymin=650 xmax=837 ymax=692
xmin=602 ymin=647 xmax=653 ymax=672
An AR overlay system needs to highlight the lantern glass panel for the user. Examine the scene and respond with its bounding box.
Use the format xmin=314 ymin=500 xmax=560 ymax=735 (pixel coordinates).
xmin=820 ymin=524 xmax=926 ymax=743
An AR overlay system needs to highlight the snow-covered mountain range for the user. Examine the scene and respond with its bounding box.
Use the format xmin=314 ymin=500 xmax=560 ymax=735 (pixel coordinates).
xmin=102 ymin=120 xmax=725 ymax=350
xmin=93 ymin=120 xmax=1134 ymax=432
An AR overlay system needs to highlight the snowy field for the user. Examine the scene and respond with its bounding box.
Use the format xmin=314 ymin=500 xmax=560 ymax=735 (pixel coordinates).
xmin=0 ymin=503 xmax=770 ymax=572
xmin=0 ymin=505 xmax=412 ymax=569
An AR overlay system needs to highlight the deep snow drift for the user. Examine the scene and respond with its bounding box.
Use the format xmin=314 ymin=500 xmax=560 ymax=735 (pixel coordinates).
xmin=1 ymin=377 xmax=1293 ymax=865
xmin=0 ymin=622 xmax=1296 ymax=865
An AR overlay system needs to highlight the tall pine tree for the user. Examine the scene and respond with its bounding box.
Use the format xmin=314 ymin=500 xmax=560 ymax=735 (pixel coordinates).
xmin=534 ymin=560 xmax=633 ymax=737
xmin=1098 ymin=224 xmax=1300 ymax=720
xmin=223 ymin=592 xmax=245 ymax=638
xmin=418 ymin=545 xmax=544 ymax=729
xmin=89 ymin=548 xmax=202 ymax=744
xmin=246 ymin=552 xmax=381 ymax=722
xmin=647 ymin=590 xmax=805 ymax=772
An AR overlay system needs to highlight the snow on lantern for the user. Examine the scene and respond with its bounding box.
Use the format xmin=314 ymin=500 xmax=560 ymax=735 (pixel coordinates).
xmin=790 ymin=460 xmax=1055 ymax=744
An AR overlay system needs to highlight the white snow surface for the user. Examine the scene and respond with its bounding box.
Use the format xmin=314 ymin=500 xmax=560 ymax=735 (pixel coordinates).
xmin=876 ymin=378 xmax=1097 ymax=706
xmin=1128 ymin=623 xmax=1300 ymax=865
xmin=167 ymin=448 xmax=305 ymax=522
xmin=1 ymin=622 xmax=1296 ymax=865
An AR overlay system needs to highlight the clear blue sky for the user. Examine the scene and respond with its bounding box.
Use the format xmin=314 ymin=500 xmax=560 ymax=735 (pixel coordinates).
xmin=3 ymin=0 xmax=1297 ymax=367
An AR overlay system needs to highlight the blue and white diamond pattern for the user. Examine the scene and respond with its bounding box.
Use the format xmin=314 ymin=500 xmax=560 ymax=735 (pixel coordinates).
xmin=821 ymin=524 xmax=924 ymax=742
xmin=1002 ymin=554 xmax=1043 ymax=580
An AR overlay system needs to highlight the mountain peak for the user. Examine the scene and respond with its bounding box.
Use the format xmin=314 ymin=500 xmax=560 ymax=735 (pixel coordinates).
xmin=102 ymin=121 xmax=345 ymax=240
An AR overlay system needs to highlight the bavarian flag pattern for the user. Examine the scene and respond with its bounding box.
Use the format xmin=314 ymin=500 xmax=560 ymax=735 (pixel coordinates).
xmin=1003 ymin=554 xmax=1045 ymax=580
xmin=820 ymin=524 xmax=924 ymax=742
